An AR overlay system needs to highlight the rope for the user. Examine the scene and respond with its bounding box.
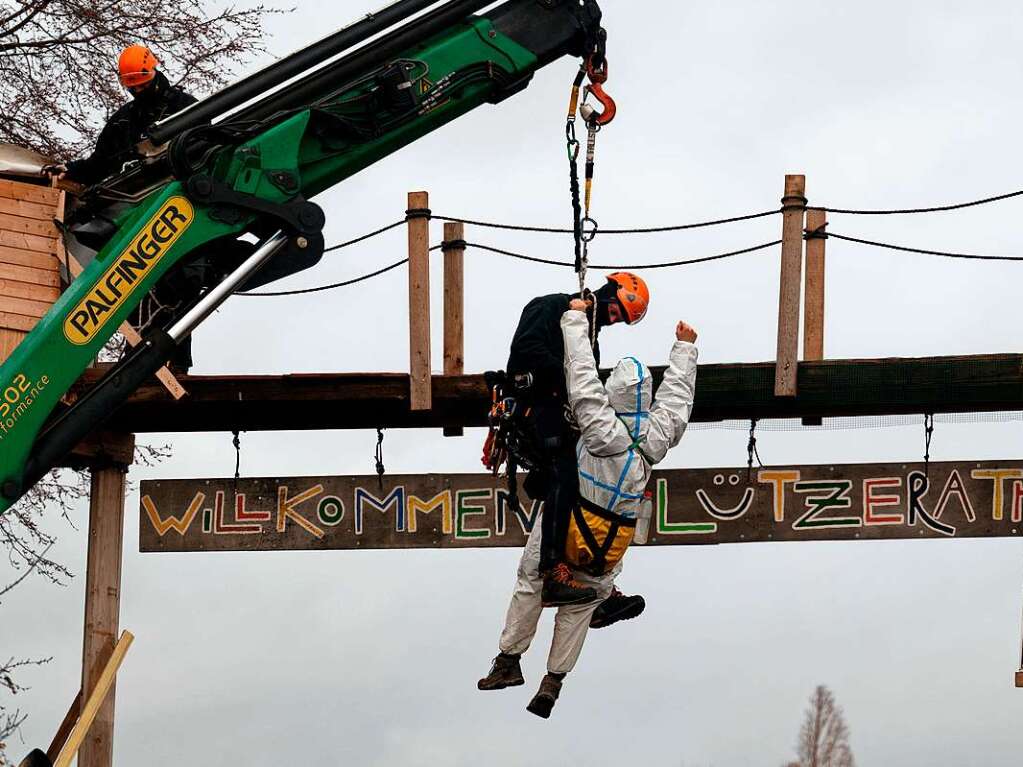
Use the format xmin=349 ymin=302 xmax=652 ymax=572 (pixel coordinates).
xmin=323 ymin=220 xmax=405 ymax=253
xmin=433 ymin=209 xmax=779 ymax=234
xmin=237 ymin=259 xmax=409 ymax=297
xmin=828 ymin=233 xmax=1023 ymax=262
xmin=464 ymin=240 xmax=782 ymax=269
xmin=811 ymin=188 xmax=1023 ymax=216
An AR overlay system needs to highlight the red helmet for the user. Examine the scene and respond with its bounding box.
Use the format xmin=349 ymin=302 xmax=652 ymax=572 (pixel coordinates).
xmin=118 ymin=45 xmax=159 ymax=89
xmin=607 ymin=272 xmax=649 ymax=324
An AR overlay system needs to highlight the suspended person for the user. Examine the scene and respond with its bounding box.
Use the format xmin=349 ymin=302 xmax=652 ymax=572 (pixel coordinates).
xmin=503 ymin=272 xmax=649 ymax=610
xmin=479 ymin=302 xmax=699 ymax=718
xmin=45 ymin=45 xmax=197 ymax=186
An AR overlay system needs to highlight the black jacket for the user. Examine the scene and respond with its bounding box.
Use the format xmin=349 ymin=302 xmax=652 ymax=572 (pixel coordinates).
xmin=506 ymin=293 xmax=601 ymax=399
xmin=67 ymin=72 xmax=196 ymax=186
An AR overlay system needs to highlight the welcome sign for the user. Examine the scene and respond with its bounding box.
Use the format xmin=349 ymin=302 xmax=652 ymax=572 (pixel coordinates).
xmin=139 ymin=461 xmax=1023 ymax=552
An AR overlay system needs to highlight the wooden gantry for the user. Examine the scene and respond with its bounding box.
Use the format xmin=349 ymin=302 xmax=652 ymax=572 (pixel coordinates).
xmin=4 ymin=174 xmax=1023 ymax=767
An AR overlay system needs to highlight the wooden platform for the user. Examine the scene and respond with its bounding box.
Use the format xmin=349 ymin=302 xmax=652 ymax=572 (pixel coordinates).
xmin=74 ymin=352 xmax=1023 ymax=434
xmin=0 ymin=178 xmax=63 ymax=364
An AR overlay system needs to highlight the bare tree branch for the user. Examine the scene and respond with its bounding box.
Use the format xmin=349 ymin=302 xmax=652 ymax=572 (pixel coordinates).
xmin=794 ymin=685 xmax=855 ymax=767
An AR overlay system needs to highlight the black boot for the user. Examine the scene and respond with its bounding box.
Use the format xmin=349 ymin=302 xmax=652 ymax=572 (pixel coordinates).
xmin=541 ymin=563 xmax=597 ymax=607
xmin=526 ymin=673 xmax=564 ymax=719
xmin=590 ymin=587 xmax=646 ymax=629
xmin=477 ymin=652 xmax=524 ymax=691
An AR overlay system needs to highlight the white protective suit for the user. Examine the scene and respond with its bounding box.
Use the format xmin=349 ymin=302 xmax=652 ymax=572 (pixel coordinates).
xmin=497 ymin=309 xmax=698 ymax=674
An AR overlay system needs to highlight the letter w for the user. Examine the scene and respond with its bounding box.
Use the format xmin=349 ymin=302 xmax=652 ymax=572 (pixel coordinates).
xmin=143 ymin=493 xmax=204 ymax=536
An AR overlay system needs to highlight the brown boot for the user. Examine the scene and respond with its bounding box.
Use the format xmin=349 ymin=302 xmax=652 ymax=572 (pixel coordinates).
xmin=477 ymin=652 xmax=524 ymax=691
xmin=541 ymin=563 xmax=597 ymax=607
xmin=526 ymin=673 xmax=564 ymax=719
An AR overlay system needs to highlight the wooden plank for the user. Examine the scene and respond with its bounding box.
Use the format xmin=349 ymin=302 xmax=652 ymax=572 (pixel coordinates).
xmin=0 ymin=328 xmax=25 ymax=364
xmin=82 ymin=353 xmax=1023 ymax=434
xmin=0 ymin=229 xmax=58 ymax=255
xmin=79 ymin=463 xmax=131 ymax=767
xmin=0 ymin=196 xmax=58 ymax=222
xmin=775 ymin=174 xmax=806 ymax=397
xmin=47 ymin=690 xmax=82 ymax=763
xmin=0 ymin=294 xmax=52 ymax=319
xmin=0 ymin=245 xmax=60 ymax=270
xmin=443 ymin=221 xmax=465 ymax=438
xmin=65 ymin=631 xmax=133 ymax=767
xmin=0 ymin=179 xmax=59 ymax=206
xmin=0 ymin=211 xmax=59 ymax=238
xmin=407 ymin=191 xmax=432 ymax=411
xmin=0 ymin=311 xmax=38 ymax=333
xmin=0 ymin=278 xmax=60 ymax=303
xmin=139 ymin=460 xmax=1023 ymax=552
xmin=0 ymin=261 xmax=61 ymax=287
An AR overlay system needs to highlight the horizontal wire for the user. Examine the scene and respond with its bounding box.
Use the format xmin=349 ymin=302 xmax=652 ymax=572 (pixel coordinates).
xmin=433 ymin=209 xmax=779 ymax=234
xmin=828 ymin=232 xmax=1023 ymax=262
xmin=236 ymin=259 xmax=409 ymax=297
xmin=464 ymin=240 xmax=782 ymax=269
xmin=811 ymin=188 xmax=1023 ymax=215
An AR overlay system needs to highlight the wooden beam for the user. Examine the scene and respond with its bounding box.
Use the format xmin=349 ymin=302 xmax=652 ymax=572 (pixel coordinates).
xmin=63 ymin=632 xmax=133 ymax=767
xmin=775 ymin=174 xmax=806 ymax=397
xmin=407 ymin=191 xmax=431 ymax=411
xmin=79 ymin=458 xmax=131 ymax=767
xmin=47 ymin=690 xmax=82 ymax=763
xmin=442 ymin=222 xmax=464 ymax=438
xmin=77 ymin=353 xmax=1023 ymax=434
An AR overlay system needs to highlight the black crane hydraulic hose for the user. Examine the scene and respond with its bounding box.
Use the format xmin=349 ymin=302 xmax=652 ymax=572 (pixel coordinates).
xmin=224 ymin=0 xmax=502 ymax=128
xmin=148 ymin=0 xmax=470 ymax=145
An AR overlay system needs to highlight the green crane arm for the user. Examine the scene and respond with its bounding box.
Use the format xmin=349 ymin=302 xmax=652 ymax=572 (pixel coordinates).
xmin=0 ymin=0 xmax=607 ymax=513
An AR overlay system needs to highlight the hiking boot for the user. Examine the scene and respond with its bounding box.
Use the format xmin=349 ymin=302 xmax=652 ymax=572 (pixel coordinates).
xmin=526 ymin=673 xmax=564 ymax=719
xmin=477 ymin=652 xmax=525 ymax=691
xmin=590 ymin=587 xmax=646 ymax=629
xmin=541 ymin=563 xmax=598 ymax=607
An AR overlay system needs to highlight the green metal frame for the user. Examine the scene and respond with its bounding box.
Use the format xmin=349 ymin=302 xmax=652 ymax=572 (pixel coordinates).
xmin=0 ymin=17 xmax=539 ymax=513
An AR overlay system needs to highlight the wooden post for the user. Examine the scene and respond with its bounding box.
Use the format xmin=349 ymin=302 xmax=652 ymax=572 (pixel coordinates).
xmin=79 ymin=444 xmax=133 ymax=767
xmin=407 ymin=191 xmax=431 ymax=411
xmin=775 ymin=174 xmax=807 ymax=397
xmin=443 ymin=222 xmax=465 ymax=437
xmin=803 ymin=208 xmax=826 ymax=362
xmin=801 ymin=207 xmax=826 ymax=426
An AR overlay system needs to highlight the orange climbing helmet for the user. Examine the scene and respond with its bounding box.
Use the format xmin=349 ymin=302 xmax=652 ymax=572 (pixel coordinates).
xmin=606 ymin=272 xmax=650 ymax=325
xmin=118 ymin=45 xmax=159 ymax=89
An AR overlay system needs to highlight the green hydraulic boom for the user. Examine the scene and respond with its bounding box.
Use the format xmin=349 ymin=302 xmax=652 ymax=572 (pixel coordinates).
xmin=0 ymin=0 xmax=608 ymax=514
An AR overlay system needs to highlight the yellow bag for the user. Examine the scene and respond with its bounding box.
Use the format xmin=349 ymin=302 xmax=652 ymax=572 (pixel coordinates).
xmin=565 ymin=499 xmax=636 ymax=576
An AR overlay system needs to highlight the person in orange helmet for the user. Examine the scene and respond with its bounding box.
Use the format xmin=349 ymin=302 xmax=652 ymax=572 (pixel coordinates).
xmin=47 ymin=45 xmax=196 ymax=186
xmin=501 ymin=272 xmax=650 ymax=611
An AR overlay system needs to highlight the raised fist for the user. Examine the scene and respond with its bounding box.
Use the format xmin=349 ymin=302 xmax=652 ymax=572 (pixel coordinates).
xmin=676 ymin=321 xmax=698 ymax=343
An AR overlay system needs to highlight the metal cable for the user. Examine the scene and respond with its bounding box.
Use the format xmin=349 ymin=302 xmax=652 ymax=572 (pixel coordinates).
xmin=829 ymin=232 xmax=1023 ymax=262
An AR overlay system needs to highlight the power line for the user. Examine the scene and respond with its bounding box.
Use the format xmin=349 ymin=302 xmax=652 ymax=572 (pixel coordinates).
xmin=828 ymin=232 xmax=1023 ymax=262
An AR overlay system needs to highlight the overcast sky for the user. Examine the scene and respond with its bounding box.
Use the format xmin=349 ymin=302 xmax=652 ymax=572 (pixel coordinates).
xmin=6 ymin=1 xmax=1023 ymax=765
